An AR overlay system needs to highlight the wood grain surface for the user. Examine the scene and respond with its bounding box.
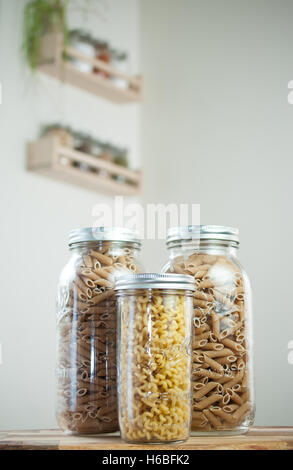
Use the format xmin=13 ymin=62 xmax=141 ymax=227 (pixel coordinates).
xmin=0 ymin=427 xmax=292 ymax=450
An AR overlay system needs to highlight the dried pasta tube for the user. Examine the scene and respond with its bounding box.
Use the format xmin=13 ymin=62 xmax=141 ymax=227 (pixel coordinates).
xmin=89 ymin=250 xmax=114 ymax=266
xmin=194 ymin=393 xmax=222 ymax=410
xmin=222 ymin=338 xmax=246 ymax=353
xmin=203 ymin=409 xmax=222 ymax=429
xmin=193 ymin=381 xmax=219 ymax=400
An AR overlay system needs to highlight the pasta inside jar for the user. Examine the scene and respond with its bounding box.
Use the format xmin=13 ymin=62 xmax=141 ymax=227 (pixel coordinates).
xmin=56 ymin=227 xmax=142 ymax=434
xmin=162 ymin=226 xmax=255 ymax=435
xmin=115 ymin=274 xmax=194 ymax=444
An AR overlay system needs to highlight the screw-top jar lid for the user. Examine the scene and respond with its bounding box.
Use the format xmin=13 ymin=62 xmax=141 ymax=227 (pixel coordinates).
xmin=115 ymin=273 xmax=195 ymax=291
xmin=166 ymin=225 xmax=239 ymax=246
xmin=69 ymin=227 xmax=141 ymax=246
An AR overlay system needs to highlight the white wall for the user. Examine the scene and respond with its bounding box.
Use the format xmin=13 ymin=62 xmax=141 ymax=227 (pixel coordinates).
xmin=0 ymin=0 xmax=140 ymax=430
xmin=1 ymin=0 xmax=293 ymax=431
xmin=140 ymin=0 xmax=293 ymax=425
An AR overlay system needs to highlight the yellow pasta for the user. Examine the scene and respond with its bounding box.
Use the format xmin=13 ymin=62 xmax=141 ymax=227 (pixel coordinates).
xmin=118 ymin=289 xmax=192 ymax=443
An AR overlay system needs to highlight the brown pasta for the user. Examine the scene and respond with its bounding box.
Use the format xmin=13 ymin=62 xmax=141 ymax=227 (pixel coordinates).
xmin=56 ymin=241 xmax=141 ymax=434
xmin=167 ymin=251 xmax=254 ymax=434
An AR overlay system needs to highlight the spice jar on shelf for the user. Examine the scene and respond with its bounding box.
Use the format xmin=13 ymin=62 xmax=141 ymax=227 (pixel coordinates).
xmin=112 ymin=148 xmax=128 ymax=184
xmin=93 ymin=40 xmax=111 ymax=78
xmin=111 ymin=49 xmax=129 ymax=89
xmin=56 ymin=227 xmax=143 ymax=434
xmin=68 ymin=30 xmax=96 ymax=73
xmin=115 ymin=273 xmax=194 ymax=444
xmin=73 ymin=132 xmax=93 ymax=171
xmin=162 ymin=225 xmax=255 ymax=436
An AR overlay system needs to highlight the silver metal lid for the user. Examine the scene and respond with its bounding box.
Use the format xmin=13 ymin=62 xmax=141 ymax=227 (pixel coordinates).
xmin=115 ymin=273 xmax=195 ymax=291
xmin=167 ymin=225 xmax=239 ymax=245
xmin=69 ymin=227 xmax=141 ymax=246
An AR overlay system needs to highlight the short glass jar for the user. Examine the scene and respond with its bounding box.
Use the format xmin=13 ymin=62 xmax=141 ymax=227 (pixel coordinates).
xmin=162 ymin=226 xmax=255 ymax=436
xmin=115 ymin=273 xmax=194 ymax=444
xmin=56 ymin=227 xmax=142 ymax=434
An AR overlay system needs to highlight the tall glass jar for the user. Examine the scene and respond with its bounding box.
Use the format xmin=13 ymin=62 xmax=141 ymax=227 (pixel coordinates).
xmin=115 ymin=273 xmax=195 ymax=444
xmin=56 ymin=227 xmax=142 ymax=434
xmin=162 ymin=226 xmax=255 ymax=436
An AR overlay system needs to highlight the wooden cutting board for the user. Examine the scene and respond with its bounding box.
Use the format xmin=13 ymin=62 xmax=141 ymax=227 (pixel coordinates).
xmin=0 ymin=427 xmax=292 ymax=450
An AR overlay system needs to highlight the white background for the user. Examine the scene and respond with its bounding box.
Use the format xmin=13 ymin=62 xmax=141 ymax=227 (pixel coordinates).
xmin=0 ymin=0 xmax=293 ymax=429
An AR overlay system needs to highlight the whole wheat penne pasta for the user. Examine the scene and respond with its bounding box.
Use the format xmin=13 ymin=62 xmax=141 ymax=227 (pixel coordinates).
xmin=223 ymin=369 xmax=244 ymax=391
xmin=95 ymin=267 xmax=114 ymax=281
xmin=242 ymin=371 xmax=248 ymax=388
xmin=194 ymin=298 xmax=209 ymax=308
xmin=192 ymin=411 xmax=207 ymax=420
xmin=202 ymin=409 xmax=222 ymax=429
xmin=210 ymin=311 xmax=221 ymax=337
xmin=194 ymin=393 xmax=222 ymax=410
xmin=165 ymin=244 xmax=253 ymax=434
xmin=202 ymin=343 xmax=224 ymax=351
xmin=81 ymin=277 xmax=96 ymax=289
xmin=78 ymin=269 xmax=100 ymax=281
xmin=194 ymin=269 xmax=210 ymax=279
xmin=216 ymin=356 xmax=237 ymax=365
xmin=209 ymin=407 xmax=236 ymax=424
xmin=209 ymin=333 xmax=218 ymax=343
xmin=193 ymin=381 xmax=219 ymax=400
xmin=203 ymin=355 xmax=224 ymax=373
xmin=219 ymin=322 xmax=242 ymax=339
xmin=93 ymin=278 xmax=113 ymax=289
xmin=93 ymin=259 xmax=101 ymax=270
xmin=195 ymin=331 xmax=211 ymax=341
xmin=231 ymin=384 xmax=241 ymax=392
xmin=90 ymin=290 xmax=115 ymax=304
xmin=232 ymin=402 xmax=251 ymax=423
xmin=241 ymin=390 xmax=250 ymax=402
xmin=83 ymin=255 xmax=94 ymax=268
xmin=67 ymin=297 xmax=88 ymax=310
xmin=223 ymin=404 xmax=239 ymax=413
xmin=193 ymin=339 xmax=208 ymax=348
xmin=197 ymin=279 xmax=216 ymax=289
xmin=193 ymin=382 xmax=205 ymax=391
xmin=194 ymin=291 xmax=214 ymax=302
xmin=89 ymin=250 xmax=114 ymax=266
xmin=73 ymin=283 xmax=88 ymax=302
xmin=74 ymin=276 xmax=88 ymax=293
xmin=200 ymin=348 xmax=234 ymax=358
xmin=222 ymin=338 xmax=246 ymax=353
xmin=227 ymin=389 xmax=243 ymax=406
xmin=221 ymin=393 xmax=231 ymax=405
xmin=194 ymin=323 xmax=209 ymax=334
xmin=192 ymin=369 xmax=223 ymax=380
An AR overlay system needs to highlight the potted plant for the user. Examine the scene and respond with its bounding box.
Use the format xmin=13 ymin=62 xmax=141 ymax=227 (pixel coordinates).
xmin=22 ymin=0 xmax=69 ymax=69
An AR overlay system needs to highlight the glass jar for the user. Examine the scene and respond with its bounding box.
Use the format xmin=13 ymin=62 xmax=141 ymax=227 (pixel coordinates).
xmin=56 ymin=227 xmax=142 ymax=434
xmin=68 ymin=30 xmax=96 ymax=73
xmin=162 ymin=226 xmax=255 ymax=436
xmin=115 ymin=273 xmax=195 ymax=444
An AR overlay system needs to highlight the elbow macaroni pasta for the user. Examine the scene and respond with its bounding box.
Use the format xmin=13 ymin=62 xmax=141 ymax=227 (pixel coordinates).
xmin=118 ymin=290 xmax=193 ymax=443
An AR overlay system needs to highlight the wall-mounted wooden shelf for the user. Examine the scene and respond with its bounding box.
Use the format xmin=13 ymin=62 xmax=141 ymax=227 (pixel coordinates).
xmin=27 ymin=137 xmax=142 ymax=196
xmin=38 ymin=33 xmax=142 ymax=104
